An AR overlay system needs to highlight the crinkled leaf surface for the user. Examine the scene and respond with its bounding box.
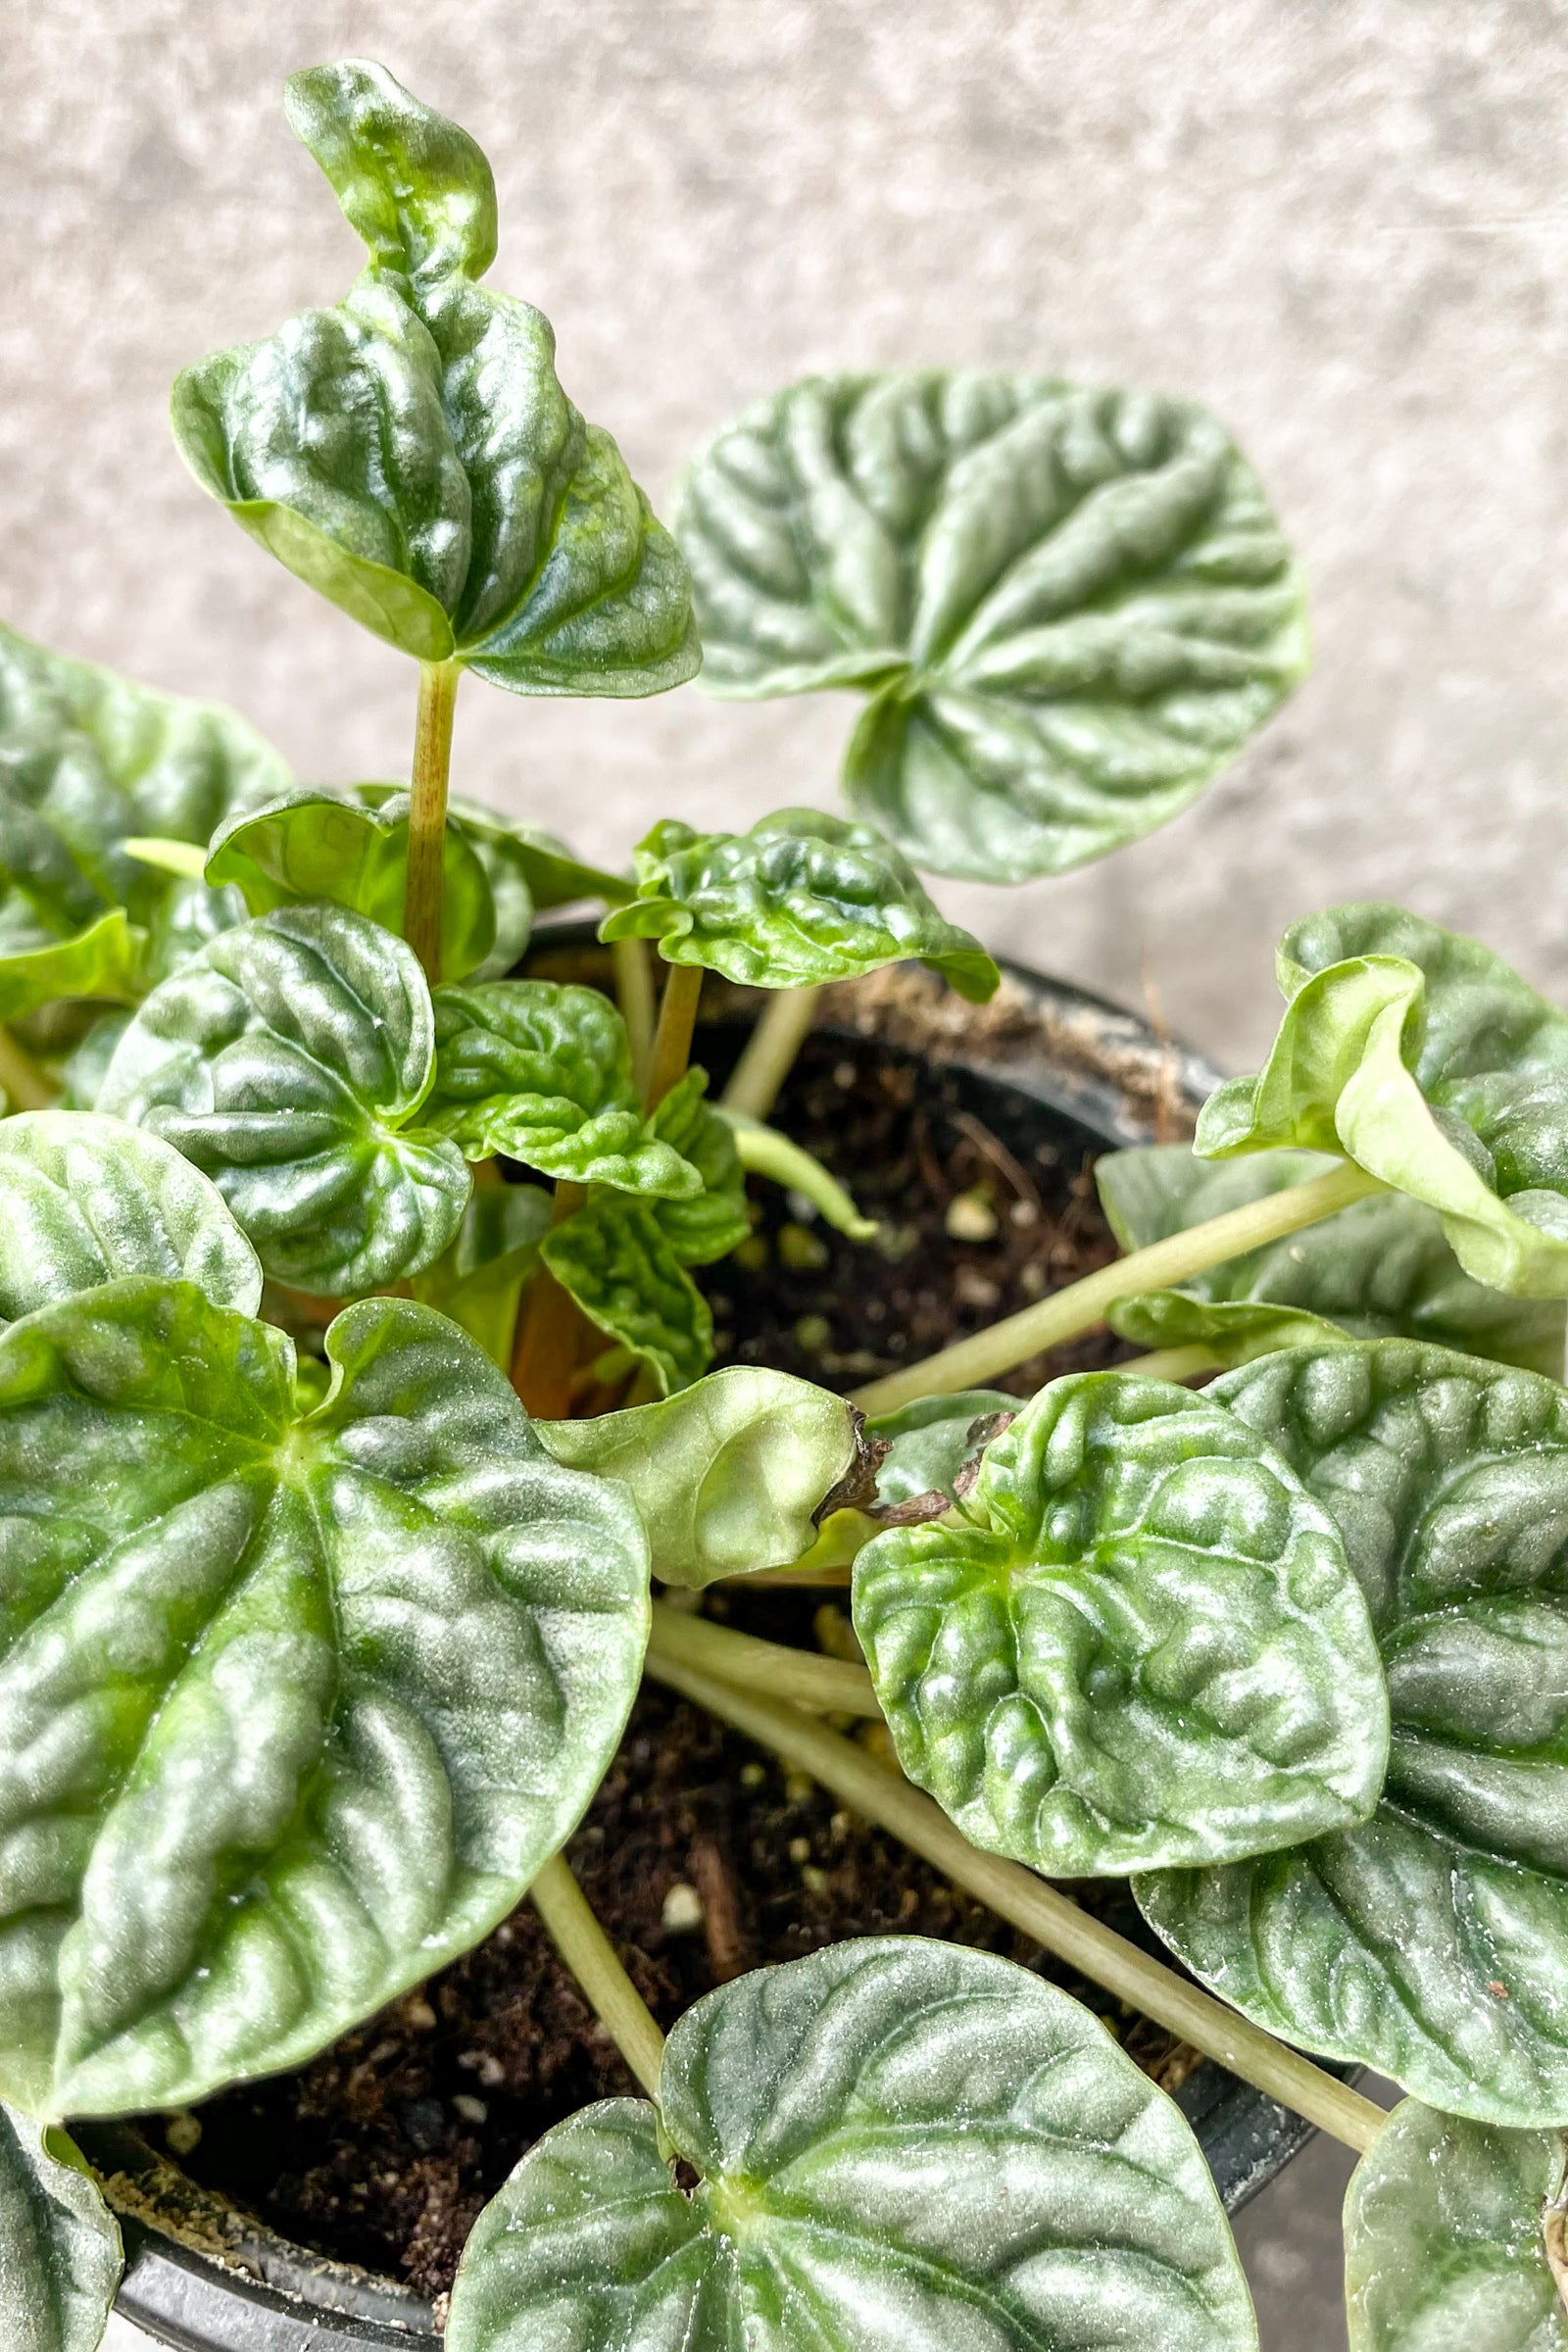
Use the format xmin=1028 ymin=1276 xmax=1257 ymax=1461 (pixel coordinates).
xmin=675 ymin=372 xmax=1305 ymax=884
xmin=0 ymin=1282 xmax=648 ymax=2117
xmin=446 ymin=1937 xmax=1258 ymax=2352
xmin=98 ymin=904 xmax=469 ymax=1295
xmin=865 ymin=1387 xmax=1017 ymax=1516
xmin=1197 ymin=906 xmax=1568 ymax=1298
xmin=410 ymin=1181 xmax=552 ymax=1367
xmin=854 ymin=1371 xmax=1388 ymax=1876
xmin=1345 ymin=2100 xmax=1568 ymax=2351
xmin=423 ymin=978 xmax=702 ymax=1194
xmin=1138 ymin=1339 xmax=1568 ymax=2123
xmin=0 ymin=1110 xmax=261 ymax=1324
xmin=172 ymin=62 xmax=699 ymax=697
xmin=544 ymin=1194 xmax=711 ymax=1396
xmin=539 ymin=1367 xmax=858 ymax=1586
xmin=0 ymin=2107 xmax=122 ymax=2352
xmin=206 ymin=788 xmax=496 ymax=981
xmin=601 ymin=809 xmax=999 ymax=998
xmin=646 ymin=1069 xmax=750 ymax=1263
xmin=1100 ymin=1145 xmax=1565 ymax=1376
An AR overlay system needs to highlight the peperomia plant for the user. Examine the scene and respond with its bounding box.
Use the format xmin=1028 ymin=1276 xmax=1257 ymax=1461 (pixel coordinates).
xmin=1 ymin=52 xmax=1563 ymax=2352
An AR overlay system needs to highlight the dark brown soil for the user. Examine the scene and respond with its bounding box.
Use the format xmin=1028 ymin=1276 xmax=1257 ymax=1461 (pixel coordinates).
xmin=172 ymin=1023 xmax=1181 ymax=2303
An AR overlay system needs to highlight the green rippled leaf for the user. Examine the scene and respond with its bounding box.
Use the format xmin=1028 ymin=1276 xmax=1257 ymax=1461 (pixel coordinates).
xmin=543 ymin=1193 xmax=711 ymax=1395
xmin=0 ymin=2107 xmax=122 ymax=2352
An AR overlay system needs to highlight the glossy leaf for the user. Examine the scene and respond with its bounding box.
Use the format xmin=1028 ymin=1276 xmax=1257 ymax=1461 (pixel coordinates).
xmin=1100 ymin=1145 xmax=1566 ymax=1376
xmin=0 ymin=1110 xmax=261 ymax=1324
xmin=867 ymin=1387 xmax=1017 ymax=1515
xmin=854 ymin=1370 xmax=1388 ymax=1877
xmin=601 ymin=809 xmax=999 ymax=999
xmin=1138 ymin=1339 xmax=1568 ymax=2123
xmin=206 ymin=788 xmax=497 ymax=982
xmin=0 ymin=2107 xmax=122 ymax=2352
xmin=446 ymin=1937 xmax=1258 ymax=2352
xmin=721 ymin=1107 xmax=878 ymax=1238
xmin=423 ymin=978 xmax=702 ymax=1195
xmin=98 ymin=904 xmax=469 ymax=1295
xmin=675 ymin=372 xmax=1306 ymax=883
xmin=544 ymin=1194 xmax=711 ymax=1395
xmin=539 ymin=1367 xmax=858 ymax=1586
xmin=0 ymin=1283 xmax=649 ymax=2116
xmin=409 ymin=1180 xmax=552 ymax=1368
xmin=1344 ymin=2100 xmax=1568 ymax=2351
xmin=1197 ymin=906 xmax=1568 ymax=1298
xmin=647 ymin=1069 xmax=750 ymax=1263
xmin=172 ymin=62 xmax=699 ymax=698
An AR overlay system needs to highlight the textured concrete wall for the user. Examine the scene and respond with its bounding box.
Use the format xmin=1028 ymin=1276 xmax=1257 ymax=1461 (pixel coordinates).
xmin=5 ymin=2 xmax=1568 ymax=1070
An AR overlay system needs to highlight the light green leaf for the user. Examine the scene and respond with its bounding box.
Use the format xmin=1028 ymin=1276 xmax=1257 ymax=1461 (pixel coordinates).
xmin=0 ymin=1110 xmax=261 ymax=1324
xmin=539 ymin=1366 xmax=858 ymax=1586
xmin=410 ymin=1180 xmax=552 ymax=1368
xmin=172 ymin=62 xmax=699 ymax=698
xmin=121 ymin=837 xmax=209 ymax=881
xmin=0 ymin=1282 xmax=648 ymax=2117
xmin=675 ymin=372 xmax=1306 ymax=884
xmin=1138 ymin=1338 xmax=1568 ymax=2124
xmin=647 ymin=1069 xmax=751 ymax=1263
xmin=854 ymin=1370 xmax=1388 ymax=1877
xmin=866 ymin=1387 xmax=1018 ymax=1514
xmin=97 ymin=904 xmax=469 ymax=1295
xmin=446 ymin=1937 xmax=1258 ymax=2352
xmin=423 ymin=978 xmax=702 ymax=1195
xmin=1345 ymin=2100 xmax=1568 ymax=2351
xmin=1100 ymin=1145 xmax=1566 ymax=1376
xmin=0 ymin=2106 xmax=122 ymax=2352
xmin=0 ymin=912 xmax=147 ymax=1025
xmin=1196 ymin=906 xmax=1568 ymax=1298
xmin=206 ymin=788 xmax=497 ymax=981
xmin=721 ymin=1106 xmax=878 ymax=1238
xmin=544 ymin=1193 xmax=711 ymax=1395
xmin=601 ymin=809 xmax=999 ymax=999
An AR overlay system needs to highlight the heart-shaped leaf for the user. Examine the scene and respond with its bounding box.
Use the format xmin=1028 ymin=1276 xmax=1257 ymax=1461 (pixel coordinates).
xmin=1099 ymin=1145 xmax=1566 ymax=1376
xmin=1196 ymin=906 xmax=1568 ymax=1298
xmin=539 ymin=1366 xmax=858 ymax=1586
xmin=853 ymin=1370 xmax=1388 ymax=1876
xmin=0 ymin=1282 xmax=648 ymax=2117
xmin=674 ymin=372 xmax=1306 ymax=883
xmin=409 ymin=1180 xmax=552 ymax=1368
xmin=0 ymin=1110 xmax=261 ymax=1324
xmin=1344 ymin=2100 xmax=1568 ymax=2350
xmin=1138 ymin=1338 xmax=1568 ymax=2124
xmin=0 ymin=2108 xmax=122 ymax=2352
xmin=446 ymin=1937 xmax=1258 ymax=2352
xmin=172 ymin=62 xmax=699 ymax=699
xmin=600 ymin=809 xmax=999 ymax=999
xmin=423 ymin=978 xmax=703 ymax=1195
xmin=206 ymin=788 xmax=497 ymax=981
xmin=97 ymin=903 xmax=469 ymax=1296
xmin=543 ymin=1193 xmax=712 ymax=1395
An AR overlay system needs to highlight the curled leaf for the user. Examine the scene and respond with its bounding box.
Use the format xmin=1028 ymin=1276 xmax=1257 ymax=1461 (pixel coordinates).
xmin=409 ymin=1180 xmax=553 ymax=1368
xmin=1100 ymin=1144 xmax=1565 ymax=1376
xmin=446 ymin=1937 xmax=1258 ymax=2352
xmin=0 ymin=909 xmax=146 ymax=1026
xmin=543 ymin=1194 xmax=711 ymax=1395
xmin=675 ymin=371 xmax=1305 ymax=883
xmin=1138 ymin=1338 xmax=1568 ymax=2124
xmin=172 ymin=61 xmax=699 ymax=698
xmin=97 ymin=903 xmax=469 ymax=1295
xmin=854 ymin=1370 xmax=1389 ymax=1876
xmin=866 ymin=1386 xmax=1017 ymax=1516
xmin=539 ymin=1366 xmax=859 ymax=1586
xmin=600 ymin=809 xmax=999 ymax=999
xmin=721 ymin=1106 xmax=878 ymax=1239
xmin=0 ymin=1283 xmax=648 ymax=2116
xmin=0 ymin=2107 xmax=122 ymax=2352
xmin=646 ymin=1069 xmax=750 ymax=1262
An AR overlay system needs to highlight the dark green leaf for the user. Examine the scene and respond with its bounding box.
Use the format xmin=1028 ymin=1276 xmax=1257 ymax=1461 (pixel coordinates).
xmin=675 ymin=372 xmax=1305 ymax=883
xmin=172 ymin=62 xmax=699 ymax=698
xmin=1100 ymin=1145 xmax=1566 ymax=1376
xmin=0 ymin=1283 xmax=648 ymax=2116
xmin=0 ymin=912 xmax=146 ymax=1025
xmin=1138 ymin=1338 xmax=1568 ymax=2123
xmin=539 ymin=1366 xmax=858 ymax=1586
xmin=854 ymin=1370 xmax=1388 ymax=1876
xmin=97 ymin=904 xmax=469 ymax=1295
xmin=1196 ymin=905 xmax=1568 ymax=1298
xmin=409 ymin=1180 xmax=552 ymax=1367
xmin=446 ymin=1937 xmax=1257 ymax=2352
xmin=601 ymin=809 xmax=999 ymax=998
xmin=543 ymin=1194 xmax=711 ymax=1395
xmin=1344 ymin=2100 xmax=1568 ymax=2350
xmin=0 ymin=2107 xmax=122 ymax=2352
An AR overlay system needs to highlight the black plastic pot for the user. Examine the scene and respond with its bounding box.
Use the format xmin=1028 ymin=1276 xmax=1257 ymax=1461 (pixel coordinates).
xmin=85 ymin=949 xmax=1324 ymax=2352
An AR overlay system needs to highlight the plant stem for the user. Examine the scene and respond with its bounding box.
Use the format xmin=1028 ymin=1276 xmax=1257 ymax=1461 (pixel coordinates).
xmin=511 ymin=1181 xmax=587 ymax=1418
xmin=612 ymin=936 xmax=656 ymax=1098
xmin=405 ymin=658 xmax=461 ymax=985
xmin=529 ymin=1853 xmax=664 ymax=2097
xmin=649 ymin=1602 xmax=880 ymax=1717
xmin=853 ymin=1162 xmax=1384 ymax=1415
xmin=645 ymin=1641 xmax=1387 ymax=2155
xmin=645 ymin=962 xmax=705 ymax=1110
xmin=721 ymin=984 xmax=823 ymax=1120
xmin=0 ymin=1025 xmax=56 ymax=1111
